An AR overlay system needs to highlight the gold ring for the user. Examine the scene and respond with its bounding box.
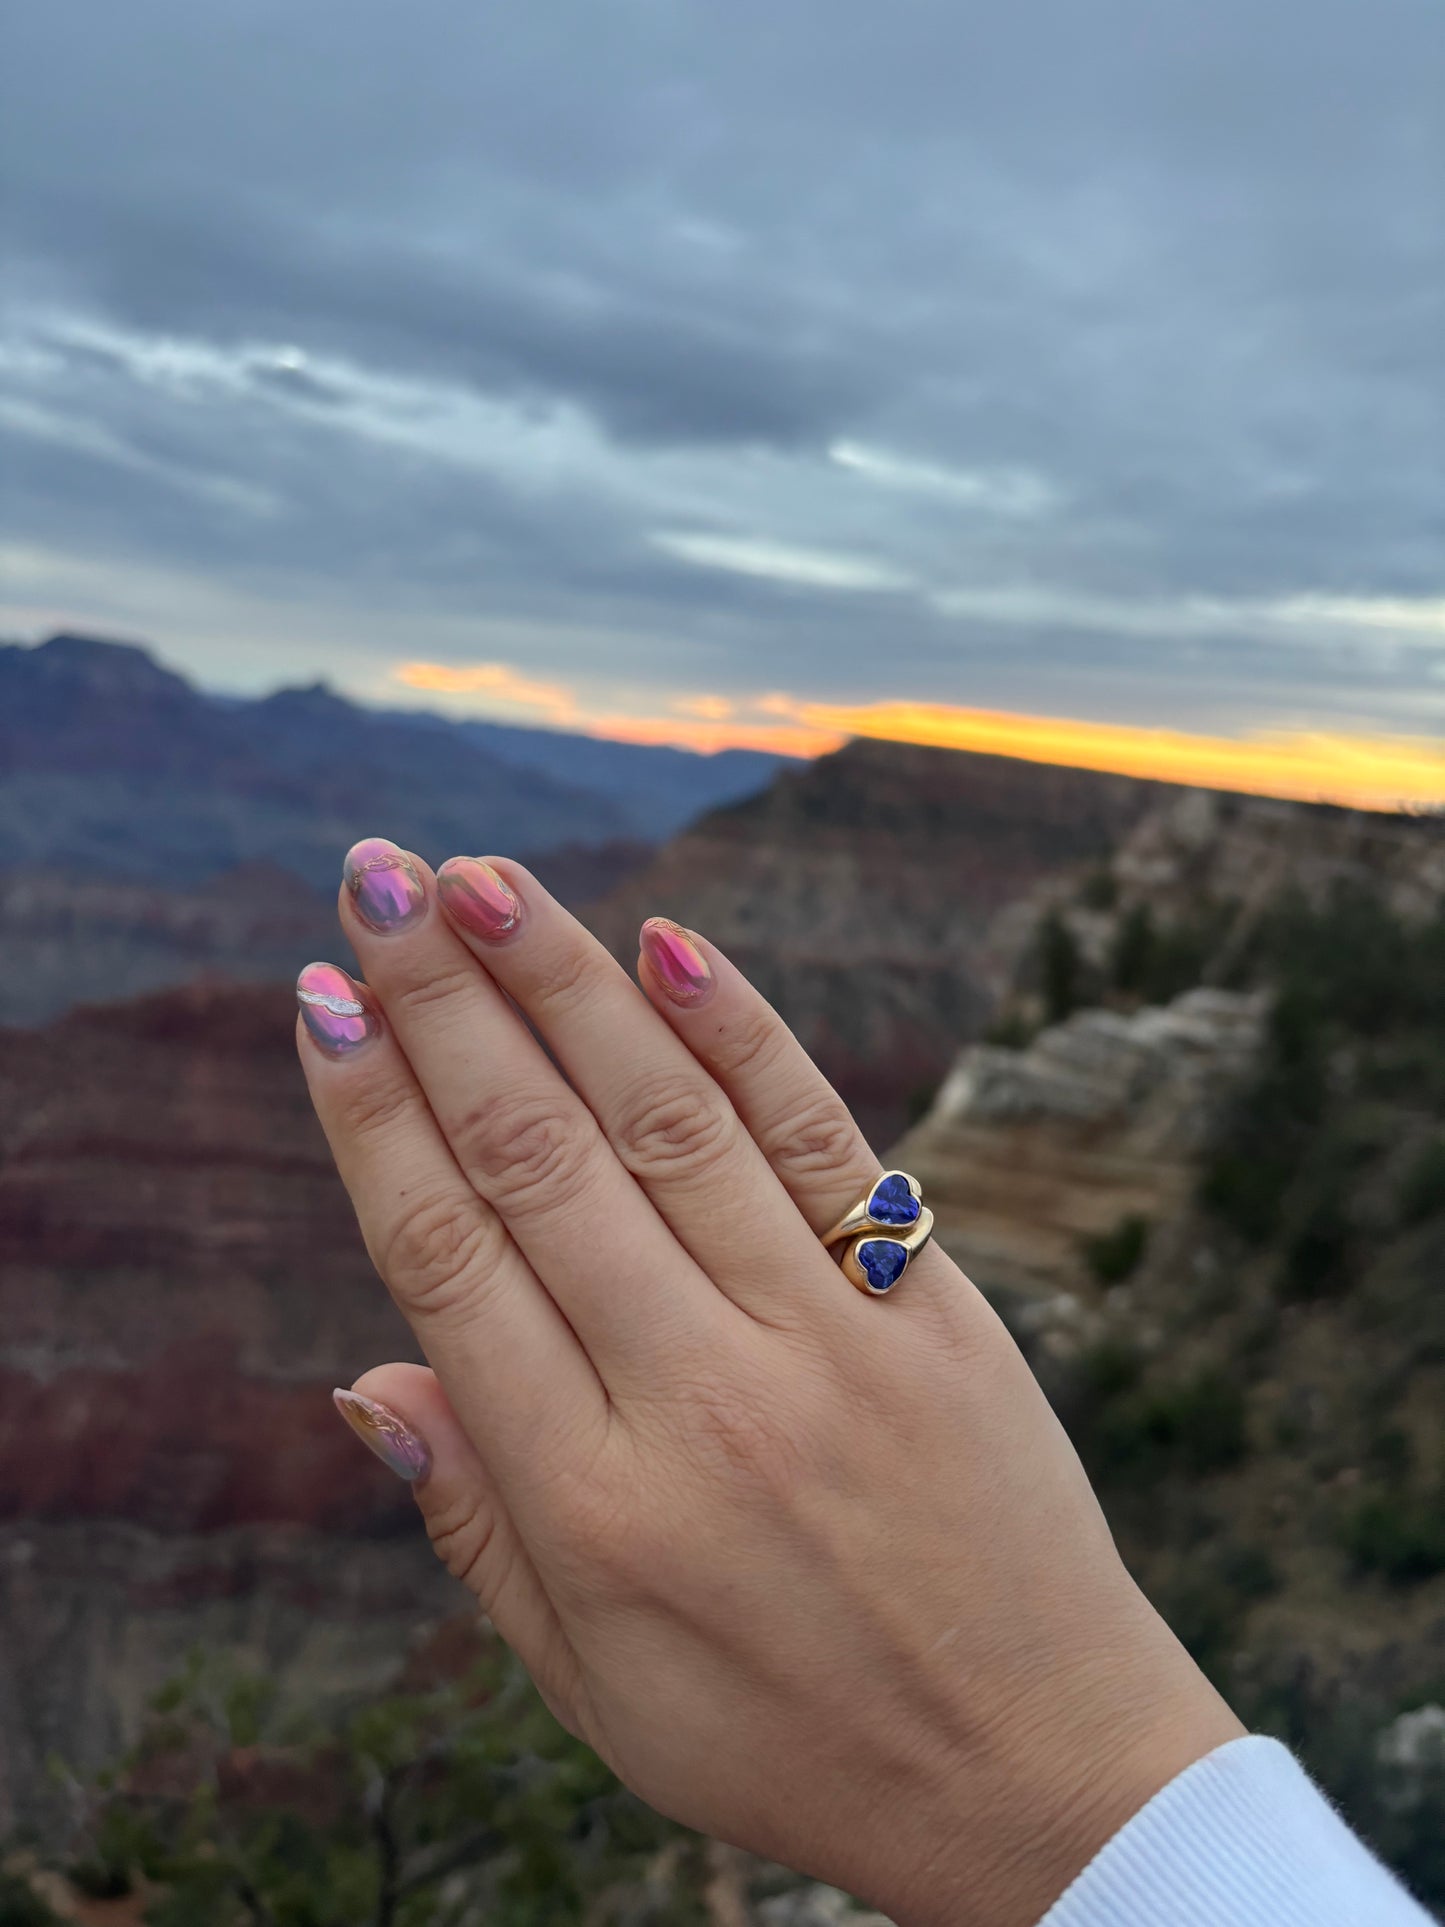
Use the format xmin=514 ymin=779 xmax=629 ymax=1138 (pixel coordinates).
xmin=821 ymin=1171 xmax=934 ymax=1296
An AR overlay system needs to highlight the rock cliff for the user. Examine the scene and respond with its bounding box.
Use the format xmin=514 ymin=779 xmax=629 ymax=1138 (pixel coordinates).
xmin=588 ymin=738 xmax=1177 ymax=1142
xmin=0 ymin=984 xmax=454 ymax=1832
xmin=894 ymin=987 xmax=1267 ymax=1306
xmin=3 ymin=747 xmax=1441 ymax=1890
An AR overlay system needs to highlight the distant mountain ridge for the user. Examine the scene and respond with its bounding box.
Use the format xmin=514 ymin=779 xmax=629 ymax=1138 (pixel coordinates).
xmin=0 ymin=633 xmax=789 ymax=890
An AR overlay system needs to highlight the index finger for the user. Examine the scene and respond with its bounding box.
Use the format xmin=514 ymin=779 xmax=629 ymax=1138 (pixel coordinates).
xmin=295 ymin=960 xmax=608 ymax=1501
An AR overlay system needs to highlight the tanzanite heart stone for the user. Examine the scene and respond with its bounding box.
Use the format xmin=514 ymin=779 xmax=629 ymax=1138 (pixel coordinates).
xmin=856 ymin=1239 xmax=909 ymax=1292
xmin=868 ymin=1174 xmax=921 ymax=1226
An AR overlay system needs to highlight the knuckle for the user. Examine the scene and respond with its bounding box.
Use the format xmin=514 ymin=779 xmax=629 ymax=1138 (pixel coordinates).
xmin=452 ymin=1090 xmax=595 ymax=1214
xmin=696 ymin=1391 xmax=809 ymax=1500
xmin=610 ymin=1070 xmax=740 ymax=1184
xmin=335 ymin=1075 xmax=420 ymax=1147
xmin=762 ymin=1091 xmax=869 ymax=1190
xmin=529 ymin=937 xmax=601 ymax=1025
xmin=389 ymin=961 xmax=485 ymax=1023
xmin=711 ymin=1001 xmax=790 ymax=1082
xmin=426 ymin=1493 xmax=503 ymax=1595
xmin=556 ymin=1482 xmax=662 ymax=1596
xmin=377 ymin=1190 xmax=506 ymax=1320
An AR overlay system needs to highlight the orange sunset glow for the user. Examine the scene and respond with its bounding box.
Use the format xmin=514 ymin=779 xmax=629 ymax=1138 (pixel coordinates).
xmin=394 ymin=663 xmax=1444 ymax=814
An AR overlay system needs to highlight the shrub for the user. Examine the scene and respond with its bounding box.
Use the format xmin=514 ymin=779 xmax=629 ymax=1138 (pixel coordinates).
xmin=1341 ymin=1492 xmax=1445 ymax=1585
xmin=1109 ymin=904 xmax=1157 ymax=997
xmin=21 ymin=1642 xmax=731 ymax=1927
xmin=1076 ymin=1334 xmax=1147 ymax=1402
xmin=1084 ymin=1366 xmax=1248 ymax=1484
xmin=1279 ymin=1185 xmax=1353 ymax=1301
xmin=1079 ymin=867 xmax=1118 ymax=911
xmin=1201 ymin=990 xmax=1329 ymax=1243
xmin=905 ymin=1079 xmax=939 ymax=1125
xmin=983 ymin=1010 xmax=1035 ymax=1050
xmin=1109 ymin=901 xmax=1224 ymax=1004
xmin=1082 ymin=1214 xmax=1150 ymax=1285
xmin=1399 ymin=1137 xmax=1445 ymax=1227
xmin=0 ymin=1869 xmax=63 ymax=1925
xmin=1038 ymin=911 xmax=1082 ymax=1024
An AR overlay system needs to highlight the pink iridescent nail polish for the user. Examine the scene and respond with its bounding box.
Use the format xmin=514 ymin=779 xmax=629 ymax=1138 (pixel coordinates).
xmin=640 ymin=917 xmax=714 ymax=1007
xmin=344 ymin=837 xmax=427 ymax=933
xmin=333 ymin=1389 xmax=431 ymax=1482
xmin=297 ymin=961 xmax=381 ymax=1057
xmin=437 ymin=856 xmax=521 ymax=940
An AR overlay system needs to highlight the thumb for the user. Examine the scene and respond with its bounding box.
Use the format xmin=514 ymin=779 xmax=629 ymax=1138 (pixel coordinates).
xmin=335 ymin=1362 xmax=582 ymax=1732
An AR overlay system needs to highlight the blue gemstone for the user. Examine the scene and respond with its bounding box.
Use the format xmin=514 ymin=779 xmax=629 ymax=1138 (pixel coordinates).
xmin=868 ymin=1174 xmax=920 ymax=1226
xmin=857 ymin=1239 xmax=909 ymax=1292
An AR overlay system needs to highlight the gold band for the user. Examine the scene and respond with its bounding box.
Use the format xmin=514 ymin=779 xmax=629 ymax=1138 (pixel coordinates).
xmin=822 ymin=1170 xmax=933 ymax=1296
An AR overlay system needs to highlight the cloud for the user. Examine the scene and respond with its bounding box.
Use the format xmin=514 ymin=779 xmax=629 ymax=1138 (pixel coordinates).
xmin=764 ymin=696 xmax=1445 ymax=812
xmin=394 ymin=660 xmax=582 ymax=723
xmin=381 ymin=652 xmax=1445 ymax=809
xmin=930 ymin=585 xmax=1445 ymax=649
xmin=0 ymin=0 xmax=1440 ymax=745
xmin=650 ymin=531 xmax=915 ymax=593
xmin=829 ymin=442 xmax=1057 ymax=517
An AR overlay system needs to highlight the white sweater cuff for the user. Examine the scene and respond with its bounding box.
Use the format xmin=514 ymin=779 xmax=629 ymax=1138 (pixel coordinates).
xmin=1037 ymin=1734 xmax=1433 ymax=1927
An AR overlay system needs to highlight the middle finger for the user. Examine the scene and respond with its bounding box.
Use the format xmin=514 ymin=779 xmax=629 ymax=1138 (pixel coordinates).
xmin=433 ymin=854 xmax=846 ymax=1329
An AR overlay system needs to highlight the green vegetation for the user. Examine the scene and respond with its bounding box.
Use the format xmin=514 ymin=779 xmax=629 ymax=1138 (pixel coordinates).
xmin=1108 ymin=902 xmax=1226 ymax=1005
xmin=1399 ymin=1136 xmax=1445 ymax=1227
xmin=1038 ymin=910 xmax=1083 ymax=1024
xmin=1078 ymin=867 xmax=1118 ymax=911
xmin=1056 ymin=878 xmax=1445 ymax=1907
xmin=10 ymin=1643 xmax=734 ymax=1927
xmin=1204 ymin=887 xmax=1445 ymax=1280
xmin=905 ymin=1078 xmax=941 ymax=1125
xmin=1081 ymin=1213 xmax=1150 ymax=1285
xmin=1341 ymin=1480 xmax=1445 ymax=1586
xmin=1075 ymin=1355 xmax=1248 ymax=1485
xmin=0 ymin=1868 xmax=61 ymax=1925
xmin=982 ymin=1009 xmax=1036 ymax=1050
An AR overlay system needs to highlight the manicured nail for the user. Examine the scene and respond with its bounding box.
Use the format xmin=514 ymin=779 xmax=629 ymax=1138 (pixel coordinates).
xmin=640 ymin=917 xmax=713 ymax=1007
xmin=297 ymin=962 xmax=381 ymax=1058
xmin=344 ymin=838 xmax=427 ymax=934
xmin=437 ymin=856 xmax=521 ymax=940
xmin=332 ymin=1389 xmax=431 ymax=1482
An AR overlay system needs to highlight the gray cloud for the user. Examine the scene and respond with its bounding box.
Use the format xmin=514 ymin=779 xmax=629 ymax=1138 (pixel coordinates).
xmin=1 ymin=0 xmax=1441 ymax=732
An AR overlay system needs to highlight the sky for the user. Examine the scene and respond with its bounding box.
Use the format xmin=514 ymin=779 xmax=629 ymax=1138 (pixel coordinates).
xmin=2 ymin=0 xmax=1443 ymax=807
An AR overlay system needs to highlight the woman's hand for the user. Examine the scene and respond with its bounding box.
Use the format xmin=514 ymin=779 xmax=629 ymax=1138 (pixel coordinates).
xmin=297 ymin=838 xmax=1242 ymax=1927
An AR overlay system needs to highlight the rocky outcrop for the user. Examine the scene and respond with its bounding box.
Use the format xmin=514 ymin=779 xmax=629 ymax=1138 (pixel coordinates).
xmin=0 ymin=863 xmax=337 ymax=1027
xmin=1114 ymin=788 xmax=1445 ymax=926
xmin=893 ymin=988 xmax=1267 ymax=1306
xmin=588 ymin=739 xmax=1177 ymax=1142
xmin=0 ymin=841 xmax=653 ymax=1027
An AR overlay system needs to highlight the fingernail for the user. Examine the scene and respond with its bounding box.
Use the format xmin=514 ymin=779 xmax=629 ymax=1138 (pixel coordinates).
xmin=332 ymin=1389 xmax=431 ymax=1482
xmin=437 ymin=856 xmax=521 ymax=940
xmin=344 ymin=838 xmax=427 ymax=934
xmin=640 ymin=917 xmax=713 ymax=1007
xmin=297 ymin=962 xmax=381 ymax=1058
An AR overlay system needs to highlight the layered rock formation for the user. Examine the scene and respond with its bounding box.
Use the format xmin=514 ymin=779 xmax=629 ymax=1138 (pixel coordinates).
xmin=895 ymin=987 xmax=1267 ymax=1306
xmin=0 ymin=984 xmax=453 ymax=1832
xmin=4 ymin=737 xmax=1440 ymax=1880
xmin=0 ymin=841 xmax=652 ymax=1027
xmin=588 ymin=739 xmax=1177 ymax=1142
xmin=0 ymin=631 xmax=769 ymax=1024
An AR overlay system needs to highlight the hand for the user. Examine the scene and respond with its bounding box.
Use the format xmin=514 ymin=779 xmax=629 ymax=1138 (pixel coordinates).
xmin=298 ymin=839 xmax=1242 ymax=1927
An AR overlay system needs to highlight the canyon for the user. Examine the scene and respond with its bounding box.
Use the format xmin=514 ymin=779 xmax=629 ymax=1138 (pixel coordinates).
xmin=1 ymin=732 xmax=1442 ymax=1900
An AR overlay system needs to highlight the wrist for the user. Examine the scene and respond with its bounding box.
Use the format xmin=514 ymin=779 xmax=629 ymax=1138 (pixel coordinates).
xmin=855 ymin=1602 xmax=1245 ymax=1927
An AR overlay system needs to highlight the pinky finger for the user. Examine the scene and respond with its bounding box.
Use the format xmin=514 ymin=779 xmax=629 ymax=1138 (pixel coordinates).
xmin=336 ymin=1362 xmax=584 ymax=1735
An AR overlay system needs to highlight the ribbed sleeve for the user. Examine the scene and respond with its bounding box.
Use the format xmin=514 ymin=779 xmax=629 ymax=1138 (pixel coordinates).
xmin=1038 ymin=1735 xmax=1435 ymax=1927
